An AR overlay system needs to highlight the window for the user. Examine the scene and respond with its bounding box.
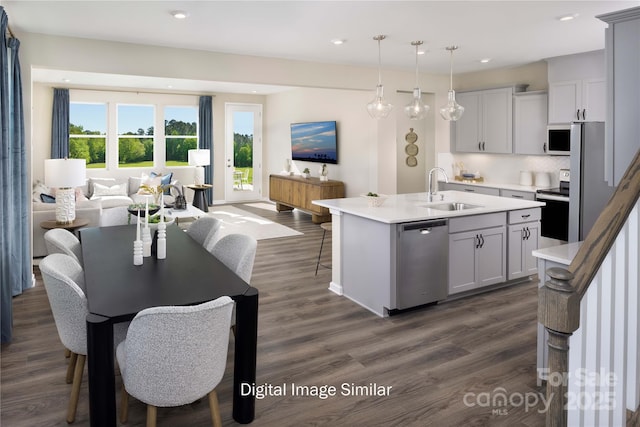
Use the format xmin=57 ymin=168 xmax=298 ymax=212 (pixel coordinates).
xmin=164 ymin=106 xmax=198 ymax=166
xmin=69 ymin=103 xmax=107 ymax=168
xmin=117 ymin=104 xmax=155 ymax=168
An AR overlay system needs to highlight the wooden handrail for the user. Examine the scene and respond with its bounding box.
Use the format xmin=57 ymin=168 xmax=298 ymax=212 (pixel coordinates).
xmin=539 ymin=147 xmax=640 ymax=426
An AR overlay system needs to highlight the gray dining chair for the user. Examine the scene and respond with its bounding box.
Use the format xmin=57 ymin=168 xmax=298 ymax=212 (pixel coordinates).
xmin=116 ymin=296 xmax=234 ymax=427
xmin=44 ymin=228 xmax=83 ymax=266
xmin=208 ymin=233 xmax=257 ymax=283
xmin=39 ymin=253 xmax=128 ymax=423
xmin=186 ymin=216 xmax=221 ymax=251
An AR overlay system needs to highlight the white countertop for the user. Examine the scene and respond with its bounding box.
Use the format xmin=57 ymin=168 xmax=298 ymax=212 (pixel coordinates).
xmin=313 ymin=190 xmax=544 ymax=224
xmin=532 ymin=242 xmax=582 ymax=265
xmin=442 ymin=179 xmax=551 ymax=193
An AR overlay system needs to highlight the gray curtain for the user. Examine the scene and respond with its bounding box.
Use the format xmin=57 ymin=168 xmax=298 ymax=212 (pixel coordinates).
xmin=199 ymin=96 xmax=213 ymax=203
xmin=1 ymin=6 xmax=30 ymax=343
xmin=51 ymin=88 xmax=69 ymax=158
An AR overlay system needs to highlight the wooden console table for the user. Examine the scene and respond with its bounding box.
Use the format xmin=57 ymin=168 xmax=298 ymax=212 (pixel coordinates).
xmin=269 ymin=174 xmax=345 ymax=223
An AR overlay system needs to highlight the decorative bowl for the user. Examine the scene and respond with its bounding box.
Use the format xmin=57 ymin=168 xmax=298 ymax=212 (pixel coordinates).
xmin=362 ymin=193 xmax=388 ymax=207
xmin=128 ymin=204 xmax=160 ymax=217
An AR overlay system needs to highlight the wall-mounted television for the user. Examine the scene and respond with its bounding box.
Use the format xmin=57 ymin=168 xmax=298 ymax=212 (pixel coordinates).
xmin=290 ymin=120 xmax=338 ymax=164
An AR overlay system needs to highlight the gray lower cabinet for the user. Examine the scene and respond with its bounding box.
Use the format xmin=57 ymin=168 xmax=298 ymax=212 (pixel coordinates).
xmin=507 ymin=208 xmax=541 ymax=280
xmin=448 ymin=213 xmax=507 ymax=294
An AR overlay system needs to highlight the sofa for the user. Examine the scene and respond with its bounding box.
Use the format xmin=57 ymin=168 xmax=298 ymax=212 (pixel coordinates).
xmin=33 ymin=173 xmax=181 ymax=257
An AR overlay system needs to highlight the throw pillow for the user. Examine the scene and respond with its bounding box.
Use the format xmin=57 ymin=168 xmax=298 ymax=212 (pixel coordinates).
xmin=75 ymin=187 xmax=89 ymax=202
xmin=88 ymin=177 xmax=116 ymax=198
xmin=32 ymin=180 xmax=52 ymax=202
xmin=40 ymin=193 xmax=56 ymax=203
xmin=150 ymin=171 xmax=173 ymax=195
xmin=91 ymin=182 xmax=128 ymax=198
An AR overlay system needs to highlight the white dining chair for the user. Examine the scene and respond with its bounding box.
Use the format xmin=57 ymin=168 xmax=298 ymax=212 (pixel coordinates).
xmin=208 ymin=233 xmax=257 ymax=283
xmin=44 ymin=228 xmax=83 ymax=266
xmin=186 ymin=216 xmax=221 ymax=251
xmin=39 ymin=253 xmax=128 ymax=423
xmin=116 ymin=296 xmax=234 ymax=427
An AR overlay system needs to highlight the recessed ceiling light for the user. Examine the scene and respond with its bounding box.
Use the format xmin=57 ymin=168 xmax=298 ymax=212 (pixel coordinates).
xmin=62 ymin=78 xmax=71 ymax=83
xmin=480 ymin=58 xmax=491 ymax=64
xmin=167 ymin=85 xmax=173 ymax=89
xmin=171 ymin=10 xmax=189 ymax=19
xmin=558 ymin=13 xmax=578 ymax=21
xmin=417 ymin=50 xmax=426 ymax=55
xmin=331 ymin=39 xmax=346 ymax=45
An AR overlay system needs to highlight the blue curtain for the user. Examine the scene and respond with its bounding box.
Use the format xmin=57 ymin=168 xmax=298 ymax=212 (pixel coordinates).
xmin=1 ymin=6 xmax=30 ymax=343
xmin=199 ymin=96 xmax=213 ymax=203
xmin=51 ymin=88 xmax=69 ymax=158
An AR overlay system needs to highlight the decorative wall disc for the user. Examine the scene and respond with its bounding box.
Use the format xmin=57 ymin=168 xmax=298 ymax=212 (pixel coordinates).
xmin=406 ymin=156 xmax=417 ymax=167
xmin=405 ymin=143 xmax=418 ymax=156
xmin=405 ymin=128 xmax=418 ymax=144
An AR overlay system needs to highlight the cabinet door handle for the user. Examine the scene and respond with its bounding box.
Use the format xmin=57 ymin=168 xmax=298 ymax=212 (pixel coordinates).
xmin=582 ymin=109 xmax=586 ymax=120
xmin=479 ymin=234 xmax=485 ymax=248
xmin=482 ymin=142 xmax=486 ymax=151
xmin=543 ymin=143 xmax=547 ymax=153
xmin=475 ymin=234 xmax=480 ymax=248
xmin=512 ymin=195 xmax=524 ymax=199
xmin=522 ymin=214 xmax=531 ymax=218
xmin=478 ymin=142 xmax=482 ymax=151
xmin=464 ymin=188 xmax=475 ymax=192
xmin=576 ymin=109 xmax=581 ymax=120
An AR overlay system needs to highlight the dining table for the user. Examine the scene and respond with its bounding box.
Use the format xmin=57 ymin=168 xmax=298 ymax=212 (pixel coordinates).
xmin=80 ymin=224 xmax=258 ymax=426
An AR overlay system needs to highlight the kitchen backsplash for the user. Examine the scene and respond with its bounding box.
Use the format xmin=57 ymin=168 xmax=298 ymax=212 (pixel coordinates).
xmin=438 ymin=152 xmax=571 ymax=187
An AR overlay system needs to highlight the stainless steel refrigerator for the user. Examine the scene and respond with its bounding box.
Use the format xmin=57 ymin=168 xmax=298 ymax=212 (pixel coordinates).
xmin=569 ymin=122 xmax=616 ymax=242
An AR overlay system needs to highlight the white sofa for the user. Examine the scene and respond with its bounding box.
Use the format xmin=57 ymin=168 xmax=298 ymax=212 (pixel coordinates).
xmin=32 ymin=175 xmax=182 ymax=257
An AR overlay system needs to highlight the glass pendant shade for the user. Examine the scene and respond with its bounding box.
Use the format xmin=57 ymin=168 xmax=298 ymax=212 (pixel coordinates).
xmin=405 ymin=88 xmax=429 ymax=120
xmin=404 ymin=41 xmax=429 ymax=120
xmin=367 ymin=84 xmax=394 ymax=119
xmin=367 ymin=35 xmax=393 ymax=119
xmin=440 ymin=45 xmax=465 ymax=121
xmin=440 ymin=89 xmax=465 ymax=121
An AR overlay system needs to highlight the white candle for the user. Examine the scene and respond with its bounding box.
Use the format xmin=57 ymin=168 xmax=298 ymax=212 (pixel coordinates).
xmin=160 ymin=193 xmax=164 ymax=223
xmin=136 ymin=209 xmax=141 ymax=240
xmin=145 ymin=198 xmax=149 ymax=227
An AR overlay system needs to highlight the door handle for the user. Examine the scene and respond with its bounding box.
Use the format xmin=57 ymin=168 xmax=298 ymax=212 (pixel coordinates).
xmin=543 ymin=143 xmax=547 ymax=153
xmin=478 ymin=142 xmax=482 ymax=151
xmin=482 ymin=142 xmax=486 ymax=151
xmin=582 ymin=109 xmax=586 ymax=120
xmin=478 ymin=234 xmax=485 ymax=248
xmin=475 ymin=234 xmax=480 ymax=249
xmin=576 ymin=109 xmax=581 ymax=120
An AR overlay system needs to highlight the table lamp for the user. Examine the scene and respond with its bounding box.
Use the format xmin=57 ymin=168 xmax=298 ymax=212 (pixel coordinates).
xmin=188 ymin=149 xmax=210 ymax=186
xmin=44 ymin=158 xmax=86 ymax=224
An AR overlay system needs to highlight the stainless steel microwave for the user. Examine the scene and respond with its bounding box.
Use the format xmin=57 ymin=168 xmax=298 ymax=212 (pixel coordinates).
xmin=546 ymin=124 xmax=571 ymax=155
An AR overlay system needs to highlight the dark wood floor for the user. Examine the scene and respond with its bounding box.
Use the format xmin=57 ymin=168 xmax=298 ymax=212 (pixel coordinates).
xmin=2 ymin=204 xmax=547 ymax=426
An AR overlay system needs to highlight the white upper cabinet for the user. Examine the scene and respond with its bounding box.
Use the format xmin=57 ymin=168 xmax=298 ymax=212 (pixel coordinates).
xmin=548 ymin=78 xmax=605 ymax=123
xmin=454 ymin=86 xmax=522 ymax=154
xmin=546 ymin=50 xmax=606 ymax=124
xmin=513 ymin=91 xmax=548 ymax=155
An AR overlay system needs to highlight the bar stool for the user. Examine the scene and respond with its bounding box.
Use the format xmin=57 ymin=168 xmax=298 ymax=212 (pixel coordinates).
xmin=315 ymin=222 xmax=332 ymax=275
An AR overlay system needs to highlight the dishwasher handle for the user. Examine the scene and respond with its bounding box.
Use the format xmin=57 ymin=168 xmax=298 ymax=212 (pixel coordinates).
xmin=401 ymin=219 xmax=448 ymax=232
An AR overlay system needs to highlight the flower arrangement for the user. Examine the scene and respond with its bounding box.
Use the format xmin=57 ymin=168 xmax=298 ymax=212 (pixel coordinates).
xmin=138 ymin=183 xmax=166 ymax=204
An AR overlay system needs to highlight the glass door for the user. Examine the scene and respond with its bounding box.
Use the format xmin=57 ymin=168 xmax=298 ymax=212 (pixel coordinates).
xmin=224 ymin=103 xmax=262 ymax=202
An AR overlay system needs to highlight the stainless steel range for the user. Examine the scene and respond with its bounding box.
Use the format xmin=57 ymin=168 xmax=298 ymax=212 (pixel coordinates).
xmin=535 ymin=169 xmax=570 ymax=242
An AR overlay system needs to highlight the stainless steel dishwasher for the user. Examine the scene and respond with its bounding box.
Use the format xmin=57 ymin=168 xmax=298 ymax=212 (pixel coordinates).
xmin=395 ymin=219 xmax=449 ymax=311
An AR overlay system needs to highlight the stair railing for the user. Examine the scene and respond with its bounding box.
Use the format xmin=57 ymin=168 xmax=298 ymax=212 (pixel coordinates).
xmin=538 ymin=148 xmax=640 ymax=426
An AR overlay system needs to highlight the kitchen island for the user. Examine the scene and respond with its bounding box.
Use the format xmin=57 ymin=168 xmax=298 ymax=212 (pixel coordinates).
xmin=313 ymin=190 xmax=544 ymax=317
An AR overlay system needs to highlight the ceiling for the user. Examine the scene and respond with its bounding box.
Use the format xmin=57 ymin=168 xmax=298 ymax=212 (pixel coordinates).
xmin=5 ymin=1 xmax=639 ymax=93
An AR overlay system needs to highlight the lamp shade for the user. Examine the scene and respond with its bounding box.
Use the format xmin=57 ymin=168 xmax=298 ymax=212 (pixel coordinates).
xmin=188 ymin=149 xmax=211 ymax=167
xmin=44 ymin=159 xmax=86 ymax=188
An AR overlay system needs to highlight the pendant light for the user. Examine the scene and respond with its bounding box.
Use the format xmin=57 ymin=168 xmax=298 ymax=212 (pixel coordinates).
xmin=404 ymin=41 xmax=430 ymax=120
xmin=366 ymin=35 xmax=393 ymax=119
xmin=439 ymin=45 xmax=465 ymax=121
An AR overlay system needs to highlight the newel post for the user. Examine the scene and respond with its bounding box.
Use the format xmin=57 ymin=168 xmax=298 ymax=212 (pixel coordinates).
xmin=538 ymin=267 xmax=581 ymax=427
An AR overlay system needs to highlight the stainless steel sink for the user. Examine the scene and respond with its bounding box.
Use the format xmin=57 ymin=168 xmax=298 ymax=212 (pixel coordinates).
xmin=429 ymin=202 xmax=482 ymax=211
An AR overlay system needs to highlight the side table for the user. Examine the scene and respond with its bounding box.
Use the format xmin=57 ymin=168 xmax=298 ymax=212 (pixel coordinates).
xmin=185 ymin=184 xmax=213 ymax=212
xmin=40 ymin=218 xmax=90 ymax=232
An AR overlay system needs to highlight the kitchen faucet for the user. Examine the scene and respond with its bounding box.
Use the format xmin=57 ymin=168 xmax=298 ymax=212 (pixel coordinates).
xmin=427 ymin=167 xmax=449 ymax=202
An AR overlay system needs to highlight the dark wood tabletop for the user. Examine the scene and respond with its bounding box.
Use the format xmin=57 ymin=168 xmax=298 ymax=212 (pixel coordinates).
xmin=79 ymin=224 xmax=258 ymax=426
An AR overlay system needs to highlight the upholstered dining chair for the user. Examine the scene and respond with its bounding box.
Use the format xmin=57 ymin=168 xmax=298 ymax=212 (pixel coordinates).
xmin=44 ymin=228 xmax=83 ymax=266
xmin=186 ymin=216 xmax=221 ymax=251
xmin=116 ymin=296 xmax=234 ymax=427
xmin=39 ymin=253 xmax=128 ymax=423
xmin=208 ymin=233 xmax=257 ymax=283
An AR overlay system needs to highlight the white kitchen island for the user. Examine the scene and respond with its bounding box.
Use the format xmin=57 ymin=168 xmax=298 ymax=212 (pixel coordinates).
xmin=313 ymin=190 xmax=545 ymax=317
